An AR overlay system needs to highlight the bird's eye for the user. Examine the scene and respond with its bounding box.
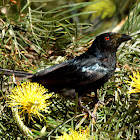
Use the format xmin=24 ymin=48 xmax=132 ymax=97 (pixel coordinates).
xmin=105 ymin=36 xmax=110 ymax=40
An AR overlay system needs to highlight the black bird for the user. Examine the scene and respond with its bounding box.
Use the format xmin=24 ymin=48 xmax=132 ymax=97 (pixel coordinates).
xmin=0 ymin=32 xmax=131 ymax=117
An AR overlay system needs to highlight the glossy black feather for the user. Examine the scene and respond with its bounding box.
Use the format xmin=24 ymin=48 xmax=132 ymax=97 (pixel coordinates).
xmin=31 ymin=32 xmax=131 ymax=98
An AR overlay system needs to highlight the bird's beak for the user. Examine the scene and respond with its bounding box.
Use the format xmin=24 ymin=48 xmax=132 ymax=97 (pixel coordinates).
xmin=118 ymin=34 xmax=132 ymax=42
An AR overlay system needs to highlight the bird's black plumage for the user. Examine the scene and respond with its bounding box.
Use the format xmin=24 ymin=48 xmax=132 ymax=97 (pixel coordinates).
xmin=31 ymin=32 xmax=131 ymax=99
xmin=0 ymin=32 xmax=131 ymax=116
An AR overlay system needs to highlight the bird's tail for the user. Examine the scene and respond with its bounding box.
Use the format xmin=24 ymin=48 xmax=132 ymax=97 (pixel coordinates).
xmin=0 ymin=68 xmax=33 ymax=77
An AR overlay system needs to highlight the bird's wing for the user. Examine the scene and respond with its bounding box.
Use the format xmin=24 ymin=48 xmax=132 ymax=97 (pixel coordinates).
xmin=33 ymin=60 xmax=70 ymax=77
xmin=77 ymin=62 xmax=109 ymax=85
xmin=32 ymin=58 xmax=110 ymax=88
xmin=32 ymin=60 xmax=77 ymax=86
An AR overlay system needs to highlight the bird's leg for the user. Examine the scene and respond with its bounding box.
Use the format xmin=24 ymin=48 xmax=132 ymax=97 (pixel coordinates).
xmin=92 ymin=100 xmax=105 ymax=115
xmin=97 ymin=100 xmax=105 ymax=105
xmin=78 ymin=97 xmax=96 ymax=118
xmin=87 ymin=91 xmax=105 ymax=122
xmin=92 ymin=100 xmax=105 ymax=123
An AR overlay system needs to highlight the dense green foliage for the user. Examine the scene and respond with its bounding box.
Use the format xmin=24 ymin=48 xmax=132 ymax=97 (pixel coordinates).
xmin=0 ymin=0 xmax=139 ymax=139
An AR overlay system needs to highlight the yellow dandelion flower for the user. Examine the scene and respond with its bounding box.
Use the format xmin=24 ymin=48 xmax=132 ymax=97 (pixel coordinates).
xmin=8 ymin=82 xmax=52 ymax=120
xmin=127 ymin=71 xmax=140 ymax=94
xmin=57 ymin=128 xmax=95 ymax=140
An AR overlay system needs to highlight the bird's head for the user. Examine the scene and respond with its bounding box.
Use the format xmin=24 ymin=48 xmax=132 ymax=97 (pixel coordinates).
xmin=94 ymin=32 xmax=132 ymax=51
